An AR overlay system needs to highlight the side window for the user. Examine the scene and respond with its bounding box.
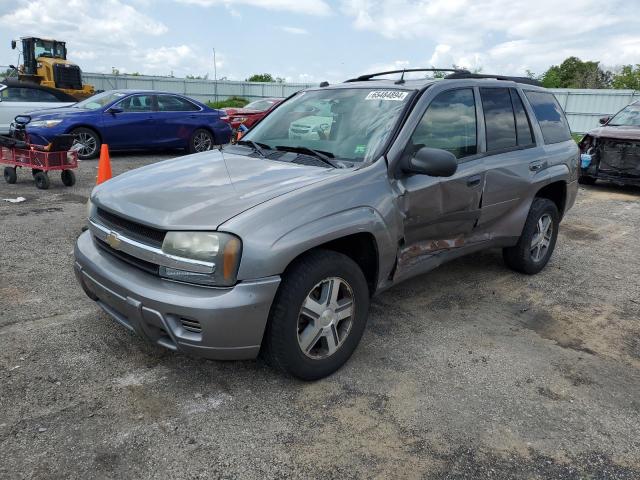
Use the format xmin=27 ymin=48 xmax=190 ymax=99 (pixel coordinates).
xmin=410 ymin=88 xmax=477 ymax=160
xmin=480 ymin=88 xmax=517 ymax=151
xmin=29 ymin=89 xmax=59 ymax=102
xmin=510 ymin=89 xmax=534 ymax=146
xmin=117 ymin=95 xmax=154 ymax=112
xmin=524 ymin=91 xmax=571 ymax=144
xmin=0 ymin=87 xmax=57 ymax=102
xmin=157 ymin=95 xmax=200 ymax=112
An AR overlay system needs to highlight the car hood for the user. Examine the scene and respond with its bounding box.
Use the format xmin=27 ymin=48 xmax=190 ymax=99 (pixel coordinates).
xmin=26 ymin=106 xmax=90 ymax=120
xmin=93 ymin=150 xmax=339 ymax=230
xmin=587 ymin=125 xmax=640 ymax=142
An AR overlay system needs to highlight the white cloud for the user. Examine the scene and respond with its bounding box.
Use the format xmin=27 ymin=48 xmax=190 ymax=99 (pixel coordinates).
xmin=340 ymin=0 xmax=640 ymax=75
xmin=177 ymin=0 xmax=331 ymax=16
xmin=280 ymin=26 xmax=309 ymax=35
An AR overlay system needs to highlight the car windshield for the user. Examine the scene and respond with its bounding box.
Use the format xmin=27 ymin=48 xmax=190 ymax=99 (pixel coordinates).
xmin=244 ymin=99 xmax=278 ymax=111
xmin=73 ymin=91 xmax=129 ymax=110
xmin=608 ymin=104 xmax=640 ymax=126
xmin=243 ymin=88 xmax=413 ymax=162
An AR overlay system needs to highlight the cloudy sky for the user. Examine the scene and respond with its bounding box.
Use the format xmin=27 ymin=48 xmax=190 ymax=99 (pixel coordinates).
xmin=0 ymin=0 xmax=638 ymax=83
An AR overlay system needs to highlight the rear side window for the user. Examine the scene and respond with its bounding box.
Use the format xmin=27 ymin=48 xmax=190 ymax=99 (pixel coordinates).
xmin=480 ymin=88 xmax=517 ymax=151
xmin=1 ymin=87 xmax=59 ymax=102
xmin=157 ymin=95 xmax=200 ymax=112
xmin=410 ymin=88 xmax=477 ymax=160
xmin=510 ymin=90 xmax=534 ymax=146
xmin=524 ymin=91 xmax=572 ymax=144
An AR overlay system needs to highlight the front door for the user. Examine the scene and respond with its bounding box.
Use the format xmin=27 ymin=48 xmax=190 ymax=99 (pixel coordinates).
xmin=101 ymin=94 xmax=157 ymax=148
xmin=399 ymin=88 xmax=485 ymax=252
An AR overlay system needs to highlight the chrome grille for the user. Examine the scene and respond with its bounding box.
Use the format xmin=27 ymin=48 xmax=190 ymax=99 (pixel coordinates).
xmin=95 ymin=208 xmax=166 ymax=247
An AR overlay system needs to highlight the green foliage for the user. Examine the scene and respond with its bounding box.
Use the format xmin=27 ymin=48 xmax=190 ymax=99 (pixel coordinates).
xmin=246 ymin=73 xmax=285 ymax=83
xmin=540 ymin=57 xmax=611 ymax=89
xmin=611 ymin=64 xmax=640 ymax=90
xmin=186 ymin=74 xmax=209 ymax=80
xmin=207 ymin=96 xmax=249 ymax=109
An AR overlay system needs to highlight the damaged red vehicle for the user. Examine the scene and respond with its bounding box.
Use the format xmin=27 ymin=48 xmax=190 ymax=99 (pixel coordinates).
xmin=579 ymin=100 xmax=640 ymax=186
xmin=223 ymin=98 xmax=284 ymax=130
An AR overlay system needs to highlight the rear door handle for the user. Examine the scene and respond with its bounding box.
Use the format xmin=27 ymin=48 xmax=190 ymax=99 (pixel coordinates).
xmin=466 ymin=175 xmax=481 ymax=187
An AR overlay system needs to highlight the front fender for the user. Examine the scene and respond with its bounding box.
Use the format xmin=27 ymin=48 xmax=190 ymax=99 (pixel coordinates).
xmin=236 ymin=206 xmax=397 ymax=289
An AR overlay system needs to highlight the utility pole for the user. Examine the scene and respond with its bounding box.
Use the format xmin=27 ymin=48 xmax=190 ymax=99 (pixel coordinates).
xmin=213 ymin=48 xmax=218 ymax=102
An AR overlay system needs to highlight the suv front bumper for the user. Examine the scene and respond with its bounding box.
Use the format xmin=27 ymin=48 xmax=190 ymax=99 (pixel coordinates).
xmin=74 ymin=231 xmax=280 ymax=360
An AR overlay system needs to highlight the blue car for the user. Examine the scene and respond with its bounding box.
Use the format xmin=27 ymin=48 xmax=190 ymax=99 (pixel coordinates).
xmin=26 ymin=90 xmax=232 ymax=159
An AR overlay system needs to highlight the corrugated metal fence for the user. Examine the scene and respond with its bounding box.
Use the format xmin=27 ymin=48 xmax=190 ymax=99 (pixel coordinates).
xmin=2 ymin=67 xmax=638 ymax=133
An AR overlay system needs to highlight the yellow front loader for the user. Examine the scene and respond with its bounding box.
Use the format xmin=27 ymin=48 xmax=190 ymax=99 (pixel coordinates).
xmin=10 ymin=37 xmax=94 ymax=100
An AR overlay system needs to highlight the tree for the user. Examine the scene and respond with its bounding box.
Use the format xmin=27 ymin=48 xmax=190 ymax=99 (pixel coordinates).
xmin=540 ymin=57 xmax=612 ymax=89
xmin=247 ymin=73 xmax=275 ymax=82
xmin=612 ymin=64 xmax=640 ymax=90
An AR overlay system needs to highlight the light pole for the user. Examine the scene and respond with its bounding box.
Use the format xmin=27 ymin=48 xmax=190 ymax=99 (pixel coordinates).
xmin=213 ymin=48 xmax=218 ymax=102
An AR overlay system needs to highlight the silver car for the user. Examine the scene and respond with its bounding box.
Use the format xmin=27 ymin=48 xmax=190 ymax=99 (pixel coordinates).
xmin=75 ymin=69 xmax=579 ymax=380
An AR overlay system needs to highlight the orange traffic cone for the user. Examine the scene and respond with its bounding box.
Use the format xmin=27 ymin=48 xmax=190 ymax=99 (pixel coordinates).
xmin=96 ymin=144 xmax=112 ymax=184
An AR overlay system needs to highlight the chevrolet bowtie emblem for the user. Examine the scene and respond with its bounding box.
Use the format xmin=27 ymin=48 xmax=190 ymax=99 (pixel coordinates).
xmin=106 ymin=232 xmax=121 ymax=249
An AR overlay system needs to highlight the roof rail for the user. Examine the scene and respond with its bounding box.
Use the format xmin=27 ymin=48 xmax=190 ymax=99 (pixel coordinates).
xmin=444 ymin=72 xmax=543 ymax=86
xmin=345 ymin=68 xmax=470 ymax=83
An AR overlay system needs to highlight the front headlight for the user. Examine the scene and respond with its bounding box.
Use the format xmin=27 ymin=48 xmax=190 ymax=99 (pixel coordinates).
xmin=30 ymin=119 xmax=63 ymax=128
xmin=160 ymin=232 xmax=242 ymax=287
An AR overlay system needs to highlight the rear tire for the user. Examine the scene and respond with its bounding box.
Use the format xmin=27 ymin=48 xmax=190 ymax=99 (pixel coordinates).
xmin=71 ymin=127 xmax=101 ymax=160
xmin=189 ymin=128 xmax=215 ymax=153
xmin=4 ymin=166 xmax=17 ymax=184
xmin=578 ymin=175 xmax=597 ymax=185
xmin=34 ymin=171 xmax=50 ymax=190
xmin=61 ymin=170 xmax=76 ymax=187
xmin=261 ymin=249 xmax=370 ymax=380
xmin=503 ymin=198 xmax=559 ymax=275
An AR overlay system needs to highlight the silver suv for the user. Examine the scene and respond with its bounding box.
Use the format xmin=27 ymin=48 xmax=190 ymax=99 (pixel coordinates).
xmin=75 ymin=69 xmax=579 ymax=380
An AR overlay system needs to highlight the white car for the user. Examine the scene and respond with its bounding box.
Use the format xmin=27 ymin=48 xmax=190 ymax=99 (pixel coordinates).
xmin=0 ymin=79 xmax=76 ymax=134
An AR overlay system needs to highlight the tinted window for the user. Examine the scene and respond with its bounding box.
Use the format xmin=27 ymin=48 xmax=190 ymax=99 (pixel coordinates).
xmin=117 ymin=95 xmax=154 ymax=112
xmin=524 ymin=91 xmax=571 ymax=144
xmin=1 ymin=87 xmax=59 ymax=102
xmin=157 ymin=95 xmax=199 ymax=112
xmin=480 ymin=88 xmax=517 ymax=151
xmin=510 ymin=89 xmax=534 ymax=146
xmin=410 ymin=88 xmax=477 ymax=160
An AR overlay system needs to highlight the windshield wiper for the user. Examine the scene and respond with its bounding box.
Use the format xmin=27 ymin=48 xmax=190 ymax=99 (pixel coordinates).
xmin=274 ymin=145 xmax=339 ymax=168
xmin=237 ymin=139 xmax=271 ymax=158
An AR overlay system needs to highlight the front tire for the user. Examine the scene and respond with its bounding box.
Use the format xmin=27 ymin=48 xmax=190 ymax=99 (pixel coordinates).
xmin=261 ymin=250 xmax=370 ymax=380
xmin=503 ymin=198 xmax=559 ymax=275
xmin=189 ymin=128 xmax=215 ymax=153
xmin=4 ymin=166 xmax=17 ymax=184
xmin=34 ymin=171 xmax=50 ymax=190
xmin=70 ymin=127 xmax=101 ymax=160
xmin=61 ymin=170 xmax=76 ymax=187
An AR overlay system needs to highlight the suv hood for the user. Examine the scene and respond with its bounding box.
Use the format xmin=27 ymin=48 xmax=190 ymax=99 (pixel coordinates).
xmin=93 ymin=150 xmax=339 ymax=230
xmin=587 ymin=125 xmax=640 ymax=141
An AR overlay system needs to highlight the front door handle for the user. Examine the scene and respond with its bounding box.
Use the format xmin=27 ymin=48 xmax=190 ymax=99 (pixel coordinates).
xmin=466 ymin=175 xmax=481 ymax=187
xmin=529 ymin=161 xmax=546 ymax=172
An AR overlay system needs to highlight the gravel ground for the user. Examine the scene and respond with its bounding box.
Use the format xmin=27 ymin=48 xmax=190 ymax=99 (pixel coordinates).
xmin=1 ymin=152 xmax=639 ymax=479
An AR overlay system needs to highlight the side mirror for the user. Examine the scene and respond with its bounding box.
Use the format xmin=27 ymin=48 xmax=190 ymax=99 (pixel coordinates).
xmin=404 ymin=147 xmax=458 ymax=177
xmin=107 ymin=106 xmax=123 ymax=114
xmin=11 ymin=40 xmax=16 ymax=50
xmin=599 ymin=116 xmax=610 ymax=125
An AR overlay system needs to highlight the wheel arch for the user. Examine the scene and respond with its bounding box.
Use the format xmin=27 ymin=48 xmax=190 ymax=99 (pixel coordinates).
xmin=535 ymin=180 xmax=567 ymax=217
xmin=66 ymin=124 xmax=103 ymax=143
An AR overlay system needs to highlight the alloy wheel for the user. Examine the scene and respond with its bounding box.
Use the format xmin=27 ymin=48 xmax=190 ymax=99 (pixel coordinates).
xmin=193 ymin=131 xmax=213 ymax=152
xmin=297 ymin=277 xmax=355 ymax=359
xmin=72 ymin=132 xmax=97 ymax=157
xmin=530 ymin=213 xmax=553 ymax=262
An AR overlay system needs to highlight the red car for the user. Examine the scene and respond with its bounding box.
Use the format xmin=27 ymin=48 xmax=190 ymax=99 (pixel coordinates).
xmin=223 ymin=98 xmax=284 ymax=130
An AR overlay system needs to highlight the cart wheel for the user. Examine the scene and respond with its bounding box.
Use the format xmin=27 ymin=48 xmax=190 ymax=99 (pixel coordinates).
xmin=4 ymin=166 xmax=17 ymax=184
xmin=34 ymin=171 xmax=50 ymax=190
xmin=61 ymin=170 xmax=76 ymax=187
xmin=32 ymin=169 xmax=42 ymax=177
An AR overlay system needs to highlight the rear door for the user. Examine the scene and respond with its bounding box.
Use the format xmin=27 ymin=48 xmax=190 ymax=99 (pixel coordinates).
xmin=477 ymin=87 xmax=538 ymax=227
xmin=100 ymin=94 xmax=157 ymax=148
xmin=154 ymin=94 xmax=202 ymax=147
xmin=399 ymin=87 xmax=485 ymax=246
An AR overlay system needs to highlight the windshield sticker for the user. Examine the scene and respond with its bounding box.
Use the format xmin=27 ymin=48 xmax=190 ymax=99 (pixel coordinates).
xmin=365 ymin=90 xmax=408 ymax=101
xmin=354 ymin=144 xmax=367 ymax=154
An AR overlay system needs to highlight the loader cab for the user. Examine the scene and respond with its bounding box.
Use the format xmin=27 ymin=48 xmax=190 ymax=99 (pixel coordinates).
xmin=13 ymin=37 xmax=68 ymax=77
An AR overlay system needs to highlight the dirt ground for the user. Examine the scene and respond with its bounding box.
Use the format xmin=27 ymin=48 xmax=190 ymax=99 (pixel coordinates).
xmin=1 ymin=153 xmax=639 ymax=479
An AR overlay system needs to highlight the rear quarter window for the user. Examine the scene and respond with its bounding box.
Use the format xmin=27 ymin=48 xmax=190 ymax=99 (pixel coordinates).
xmin=524 ymin=91 xmax=572 ymax=144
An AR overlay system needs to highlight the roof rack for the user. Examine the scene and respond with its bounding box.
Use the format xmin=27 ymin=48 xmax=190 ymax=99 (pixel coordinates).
xmin=444 ymin=72 xmax=542 ymax=86
xmin=345 ymin=68 xmax=470 ymax=83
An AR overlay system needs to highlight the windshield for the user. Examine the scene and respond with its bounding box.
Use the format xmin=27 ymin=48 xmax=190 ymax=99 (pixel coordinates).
xmin=34 ymin=40 xmax=65 ymax=59
xmin=243 ymin=87 xmax=413 ymax=162
xmin=244 ymin=99 xmax=279 ymax=111
xmin=73 ymin=91 xmax=128 ymax=110
xmin=609 ymin=104 xmax=640 ymax=127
